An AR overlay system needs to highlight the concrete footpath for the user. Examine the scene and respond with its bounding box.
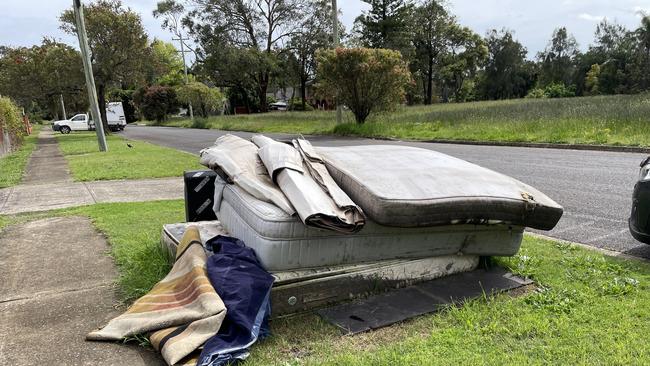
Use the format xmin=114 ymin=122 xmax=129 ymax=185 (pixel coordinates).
xmin=0 ymin=129 xmax=183 ymax=215
xmin=0 ymin=217 xmax=165 ymax=365
xmin=0 ymin=128 xmax=174 ymax=364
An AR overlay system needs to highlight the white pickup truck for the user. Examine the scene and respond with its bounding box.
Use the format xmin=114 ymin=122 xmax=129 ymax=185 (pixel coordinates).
xmin=52 ymin=102 xmax=127 ymax=134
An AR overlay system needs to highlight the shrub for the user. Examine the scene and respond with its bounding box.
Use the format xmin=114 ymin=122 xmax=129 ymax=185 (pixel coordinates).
xmin=526 ymin=83 xmax=576 ymax=99
xmin=526 ymin=88 xmax=546 ymax=99
xmin=0 ymin=96 xmax=25 ymax=148
xmin=176 ymin=82 xmax=225 ymax=118
xmin=544 ymin=83 xmax=576 ymax=98
xmin=316 ymin=48 xmax=412 ymax=124
xmin=134 ymin=85 xmax=179 ymax=122
xmin=288 ymin=98 xmax=314 ymax=111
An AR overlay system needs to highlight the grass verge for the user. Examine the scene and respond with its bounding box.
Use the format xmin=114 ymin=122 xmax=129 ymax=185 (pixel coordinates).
xmin=160 ymin=94 xmax=650 ymax=147
xmin=0 ymin=125 xmax=41 ymax=188
xmin=2 ymin=202 xmax=648 ymax=364
xmin=55 ymin=132 xmax=203 ymax=181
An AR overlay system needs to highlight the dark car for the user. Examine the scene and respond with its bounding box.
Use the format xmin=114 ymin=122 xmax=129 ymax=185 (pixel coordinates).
xmin=630 ymin=156 xmax=650 ymax=243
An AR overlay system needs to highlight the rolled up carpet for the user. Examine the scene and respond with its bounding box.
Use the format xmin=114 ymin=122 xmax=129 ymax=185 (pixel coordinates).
xmin=252 ymin=135 xmax=365 ymax=234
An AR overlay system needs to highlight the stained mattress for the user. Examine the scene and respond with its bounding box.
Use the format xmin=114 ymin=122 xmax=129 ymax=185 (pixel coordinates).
xmin=216 ymin=183 xmax=523 ymax=271
xmin=316 ymin=145 xmax=563 ymax=230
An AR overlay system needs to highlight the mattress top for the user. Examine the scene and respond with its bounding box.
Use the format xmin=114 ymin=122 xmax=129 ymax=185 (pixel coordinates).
xmin=316 ymin=145 xmax=563 ymax=230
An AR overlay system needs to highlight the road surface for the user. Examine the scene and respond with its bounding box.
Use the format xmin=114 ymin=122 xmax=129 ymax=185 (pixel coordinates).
xmin=122 ymin=125 xmax=650 ymax=258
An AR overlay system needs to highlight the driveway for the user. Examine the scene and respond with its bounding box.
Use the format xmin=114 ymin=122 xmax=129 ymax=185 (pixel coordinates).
xmin=122 ymin=125 xmax=650 ymax=259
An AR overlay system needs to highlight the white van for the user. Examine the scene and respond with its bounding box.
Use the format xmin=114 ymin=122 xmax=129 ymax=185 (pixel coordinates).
xmin=52 ymin=102 xmax=127 ymax=134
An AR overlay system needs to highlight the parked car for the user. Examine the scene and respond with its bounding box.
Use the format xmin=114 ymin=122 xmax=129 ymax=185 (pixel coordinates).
xmin=629 ymin=156 xmax=650 ymax=243
xmin=268 ymin=101 xmax=288 ymax=111
xmin=52 ymin=102 xmax=126 ymax=134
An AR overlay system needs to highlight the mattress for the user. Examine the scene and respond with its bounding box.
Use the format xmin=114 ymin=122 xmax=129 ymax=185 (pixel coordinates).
xmin=317 ymin=145 xmax=563 ymax=230
xmin=217 ymin=184 xmax=523 ymax=271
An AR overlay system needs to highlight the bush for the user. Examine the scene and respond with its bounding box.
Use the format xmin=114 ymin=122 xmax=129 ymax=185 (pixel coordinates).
xmin=134 ymin=85 xmax=178 ymax=122
xmin=526 ymin=88 xmax=546 ymax=99
xmin=316 ymin=48 xmax=412 ymax=123
xmin=527 ymin=83 xmax=576 ymax=99
xmin=544 ymin=83 xmax=576 ymax=98
xmin=176 ymin=82 xmax=225 ymax=118
xmin=0 ymin=96 xmax=25 ymax=148
xmin=288 ymin=98 xmax=314 ymax=111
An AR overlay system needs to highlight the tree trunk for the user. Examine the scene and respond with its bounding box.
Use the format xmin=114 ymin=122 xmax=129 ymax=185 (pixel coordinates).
xmin=300 ymin=76 xmax=307 ymax=111
xmin=426 ymin=55 xmax=434 ymax=105
xmin=259 ymin=72 xmax=269 ymax=113
xmin=97 ymin=83 xmax=109 ymax=134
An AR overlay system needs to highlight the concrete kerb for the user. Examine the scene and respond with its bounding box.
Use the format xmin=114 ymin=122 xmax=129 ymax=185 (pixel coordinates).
xmin=144 ymin=124 xmax=650 ymax=155
xmin=371 ymin=136 xmax=650 ymax=154
xmin=526 ymin=232 xmax=650 ymax=263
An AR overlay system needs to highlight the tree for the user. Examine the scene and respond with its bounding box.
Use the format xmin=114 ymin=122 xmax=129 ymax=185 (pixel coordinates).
xmin=537 ymin=27 xmax=580 ymax=87
xmin=287 ymin=0 xmax=334 ymax=110
xmin=411 ymin=0 xmax=453 ymax=104
xmin=60 ymin=0 xmax=150 ymax=132
xmin=317 ymin=48 xmax=412 ymax=123
xmin=134 ymin=85 xmax=178 ymax=122
xmin=161 ymin=0 xmax=306 ymax=113
xmin=148 ymin=39 xmax=185 ymax=86
xmin=631 ymin=14 xmax=650 ymax=91
xmin=354 ymin=0 xmax=414 ymax=57
xmin=176 ymin=82 xmax=224 ymax=117
xmin=438 ymin=25 xmax=487 ymax=102
xmin=0 ymin=39 xmax=86 ymax=119
xmin=584 ymin=63 xmax=601 ymax=95
xmin=477 ymin=29 xmax=535 ymax=100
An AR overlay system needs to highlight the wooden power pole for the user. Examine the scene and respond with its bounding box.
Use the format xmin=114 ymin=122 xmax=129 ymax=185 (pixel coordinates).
xmin=332 ymin=0 xmax=342 ymax=124
xmin=73 ymin=0 xmax=107 ymax=152
xmin=173 ymin=35 xmax=194 ymax=121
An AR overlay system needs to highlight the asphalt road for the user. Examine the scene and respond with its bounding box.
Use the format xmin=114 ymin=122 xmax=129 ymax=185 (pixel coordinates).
xmin=122 ymin=125 xmax=650 ymax=258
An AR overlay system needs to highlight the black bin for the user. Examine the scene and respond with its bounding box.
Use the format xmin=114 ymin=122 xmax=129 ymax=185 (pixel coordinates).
xmin=184 ymin=170 xmax=218 ymax=222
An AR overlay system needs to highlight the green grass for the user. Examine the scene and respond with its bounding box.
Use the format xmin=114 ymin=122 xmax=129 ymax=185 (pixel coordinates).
xmin=3 ymin=201 xmax=649 ymax=364
xmin=245 ymin=237 xmax=650 ymax=365
xmin=161 ymin=94 xmax=650 ymax=146
xmin=55 ymin=132 xmax=203 ymax=181
xmin=0 ymin=125 xmax=41 ymax=188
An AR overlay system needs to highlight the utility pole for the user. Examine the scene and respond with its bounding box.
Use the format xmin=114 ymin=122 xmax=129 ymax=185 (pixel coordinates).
xmin=59 ymin=94 xmax=67 ymax=120
xmin=173 ymin=35 xmax=194 ymax=121
xmin=332 ymin=0 xmax=342 ymax=124
xmin=73 ymin=0 xmax=107 ymax=152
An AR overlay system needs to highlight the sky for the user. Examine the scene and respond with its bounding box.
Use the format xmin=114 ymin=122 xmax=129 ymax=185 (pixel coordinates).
xmin=1 ymin=0 xmax=649 ymax=58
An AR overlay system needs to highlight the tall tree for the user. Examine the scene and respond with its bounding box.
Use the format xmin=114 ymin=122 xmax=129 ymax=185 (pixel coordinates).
xmin=287 ymin=0 xmax=334 ymax=110
xmin=438 ymin=25 xmax=487 ymax=102
xmin=354 ymin=0 xmax=414 ymax=57
xmin=411 ymin=0 xmax=453 ymax=104
xmin=477 ymin=29 xmax=535 ymax=100
xmin=165 ymin=0 xmax=305 ymax=113
xmin=148 ymin=39 xmax=185 ymax=86
xmin=632 ymin=15 xmax=650 ymax=91
xmin=60 ymin=0 xmax=150 ymax=131
xmin=537 ymin=27 xmax=580 ymax=87
xmin=0 ymin=39 xmax=87 ymax=118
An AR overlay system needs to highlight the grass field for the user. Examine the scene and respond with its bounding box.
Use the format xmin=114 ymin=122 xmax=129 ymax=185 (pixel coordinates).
xmin=161 ymin=94 xmax=650 ymax=146
xmin=0 ymin=125 xmax=41 ymax=188
xmin=55 ymin=132 xmax=203 ymax=181
xmin=1 ymin=201 xmax=649 ymax=364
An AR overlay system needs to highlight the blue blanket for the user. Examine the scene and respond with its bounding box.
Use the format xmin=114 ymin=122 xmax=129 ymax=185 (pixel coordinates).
xmin=198 ymin=236 xmax=275 ymax=366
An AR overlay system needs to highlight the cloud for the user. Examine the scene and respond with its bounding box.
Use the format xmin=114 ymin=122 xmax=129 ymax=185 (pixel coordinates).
xmin=578 ymin=13 xmax=605 ymax=22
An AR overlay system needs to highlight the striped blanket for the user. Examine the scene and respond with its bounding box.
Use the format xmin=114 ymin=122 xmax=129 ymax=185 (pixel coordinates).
xmin=87 ymin=226 xmax=226 ymax=365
